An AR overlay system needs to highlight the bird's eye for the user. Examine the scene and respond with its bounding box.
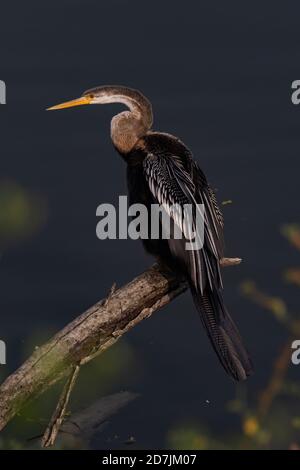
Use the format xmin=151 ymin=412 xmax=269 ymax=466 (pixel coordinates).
xmin=89 ymin=93 xmax=94 ymax=99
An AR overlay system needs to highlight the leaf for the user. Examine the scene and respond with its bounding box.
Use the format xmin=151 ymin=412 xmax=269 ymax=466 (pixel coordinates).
xmin=240 ymin=281 xmax=289 ymax=323
xmin=0 ymin=180 xmax=46 ymax=247
xmin=284 ymin=268 xmax=300 ymax=287
xmin=221 ymin=200 xmax=233 ymax=206
xmin=281 ymin=224 xmax=300 ymax=251
xmin=243 ymin=417 xmax=259 ymax=437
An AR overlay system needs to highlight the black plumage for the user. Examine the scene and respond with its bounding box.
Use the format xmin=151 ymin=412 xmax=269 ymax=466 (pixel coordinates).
xmin=124 ymin=132 xmax=253 ymax=381
xmin=49 ymin=85 xmax=253 ymax=381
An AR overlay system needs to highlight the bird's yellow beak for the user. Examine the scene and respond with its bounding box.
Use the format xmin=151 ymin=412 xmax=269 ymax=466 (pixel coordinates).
xmin=47 ymin=96 xmax=92 ymax=111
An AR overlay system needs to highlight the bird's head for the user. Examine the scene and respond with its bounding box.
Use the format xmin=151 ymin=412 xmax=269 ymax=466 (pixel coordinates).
xmin=47 ymin=85 xmax=152 ymax=114
xmin=47 ymin=86 xmax=121 ymax=110
xmin=47 ymin=85 xmax=153 ymax=153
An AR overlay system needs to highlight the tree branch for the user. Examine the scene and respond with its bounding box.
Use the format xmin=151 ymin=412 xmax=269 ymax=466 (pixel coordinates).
xmin=0 ymin=264 xmax=186 ymax=432
xmin=0 ymin=258 xmax=240 ymax=435
xmin=41 ymin=364 xmax=81 ymax=447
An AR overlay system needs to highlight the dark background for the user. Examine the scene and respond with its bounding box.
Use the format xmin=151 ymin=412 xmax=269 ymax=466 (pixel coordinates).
xmin=0 ymin=0 xmax=300 ymax=449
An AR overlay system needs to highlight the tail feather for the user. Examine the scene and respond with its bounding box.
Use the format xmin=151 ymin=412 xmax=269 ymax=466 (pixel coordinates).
xmin=190 ymin=284 xmax=253 ymax=381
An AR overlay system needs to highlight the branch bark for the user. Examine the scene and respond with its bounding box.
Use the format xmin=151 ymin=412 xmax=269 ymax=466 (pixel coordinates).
xmin=0 ymin=257 xmax=240 ymax=435
xmin=0 ymin=264 xmax=186 ymax=432
xmin=41 ymin=364 xmax=81 ymax=447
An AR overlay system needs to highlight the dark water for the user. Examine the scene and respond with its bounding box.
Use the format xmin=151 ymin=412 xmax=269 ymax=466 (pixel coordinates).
xmin=0 ymin=0 xmax=300 ymax=449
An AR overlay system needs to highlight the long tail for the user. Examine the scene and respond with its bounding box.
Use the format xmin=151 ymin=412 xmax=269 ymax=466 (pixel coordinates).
xmin=190 ymin=284 xmax=253 ymax=381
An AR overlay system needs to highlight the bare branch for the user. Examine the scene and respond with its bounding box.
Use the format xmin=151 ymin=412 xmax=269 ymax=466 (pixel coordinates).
xmin=0 ymin=264 xmax=186 ymax=432
xmin=0 ymin=258 xmax=240 ymax=434
xmin=41 ymin=364 xmax=80 ymax=447
xmin=220 ymin=257 xmax=242 ymax=267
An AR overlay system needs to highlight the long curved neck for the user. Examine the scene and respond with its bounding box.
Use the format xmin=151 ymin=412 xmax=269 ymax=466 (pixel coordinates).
xmin=106 ymin=87 xmax=153 ymax=153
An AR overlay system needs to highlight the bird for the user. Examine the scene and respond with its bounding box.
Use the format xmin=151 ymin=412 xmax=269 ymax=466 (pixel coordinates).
xmin=48 ymin=85 xmax=253 ymax=381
